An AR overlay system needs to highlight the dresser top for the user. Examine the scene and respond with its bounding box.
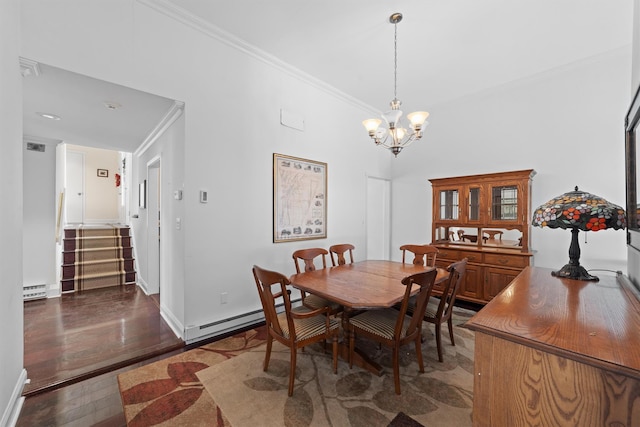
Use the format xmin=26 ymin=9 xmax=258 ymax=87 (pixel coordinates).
xmin=466 ymin=266 xmax=640 ymax=378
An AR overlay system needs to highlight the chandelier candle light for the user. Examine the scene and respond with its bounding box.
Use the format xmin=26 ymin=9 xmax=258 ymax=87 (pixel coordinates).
xmin=532 ymin=186 xmax=626 ymax=281
xmin=362 ymin=13 xmax=429 ymax=157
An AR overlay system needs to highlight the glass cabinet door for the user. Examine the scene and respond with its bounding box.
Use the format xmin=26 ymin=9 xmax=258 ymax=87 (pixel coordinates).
xmin=491 ymin=185 xmax=518 ymax=221
xmin=468 ymin=186 xmax=481 ymax=222
xmin=439 ymin=189 xmax=459 ymax=220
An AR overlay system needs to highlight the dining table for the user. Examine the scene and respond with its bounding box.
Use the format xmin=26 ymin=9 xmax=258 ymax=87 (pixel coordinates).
xmin=289 ymin=260 xmax=449 ymax=375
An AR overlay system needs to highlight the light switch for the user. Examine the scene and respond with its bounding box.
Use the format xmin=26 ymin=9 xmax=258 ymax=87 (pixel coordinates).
xmin=175 ymin=217 xmax=181 ymax=230
xmin=200 ymin=190 xmax=208 ymax=203
xmin=174 ymin=190 xmax=182 ymax=200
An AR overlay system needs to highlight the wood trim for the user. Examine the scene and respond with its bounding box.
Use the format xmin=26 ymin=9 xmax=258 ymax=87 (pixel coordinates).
xmin=428 ymin=169 xmax=536 ymax=186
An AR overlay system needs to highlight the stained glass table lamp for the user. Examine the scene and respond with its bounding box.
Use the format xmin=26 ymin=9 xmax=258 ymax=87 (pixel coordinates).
xmin=532 ymin=186 xmax=625 ymax=281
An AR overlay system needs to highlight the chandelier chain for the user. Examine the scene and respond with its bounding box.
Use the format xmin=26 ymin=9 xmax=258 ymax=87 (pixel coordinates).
xmin=393 ymin=21 xmax=398 ymax=101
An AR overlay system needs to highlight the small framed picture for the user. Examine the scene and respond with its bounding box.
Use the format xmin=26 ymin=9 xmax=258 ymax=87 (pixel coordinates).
xmin=97 ymin=169 xmax=109 ymax=177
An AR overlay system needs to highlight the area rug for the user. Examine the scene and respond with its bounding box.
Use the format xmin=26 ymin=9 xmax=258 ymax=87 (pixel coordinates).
xmin=119 ymin=308 xmax=476 ymax=427
xmin=118 ymin=328 xmax=268 ymax=426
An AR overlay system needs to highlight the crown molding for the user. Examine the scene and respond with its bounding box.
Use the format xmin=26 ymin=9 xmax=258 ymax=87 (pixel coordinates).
xmin=23 ymin=135 xmax=62 ymax=145
xmin=136 ymin=0 xmax=378 ymax=115
xmin=134 ymin=100 xmax=185 ymax=157
xmin=19 ymin=57 xmax=40 ymax=77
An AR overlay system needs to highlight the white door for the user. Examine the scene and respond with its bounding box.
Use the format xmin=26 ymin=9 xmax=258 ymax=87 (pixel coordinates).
xmin=146 ymin=161 xmax=161 ymax=295
xmin=66 ymin=151 xmax=85 ymax=225
xmin=366 ymin=177 xmax=391 ymax=260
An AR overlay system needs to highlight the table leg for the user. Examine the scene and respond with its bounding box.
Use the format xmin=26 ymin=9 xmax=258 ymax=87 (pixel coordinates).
xmin=335 ymin=308 xmax=384 ymax=376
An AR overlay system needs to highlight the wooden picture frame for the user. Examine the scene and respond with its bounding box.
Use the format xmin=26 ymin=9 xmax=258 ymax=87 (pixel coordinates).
xmin=626 ymin=83 xmax=640 ymax=250
xmin=97 ymin=168 xmax=108 ymax=177
xmin=273 ymin=153 xmax=327 ymax=243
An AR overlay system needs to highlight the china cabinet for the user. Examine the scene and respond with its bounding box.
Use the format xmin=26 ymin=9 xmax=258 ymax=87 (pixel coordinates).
xmin=430 ymin=169 xmax=535 ymax=304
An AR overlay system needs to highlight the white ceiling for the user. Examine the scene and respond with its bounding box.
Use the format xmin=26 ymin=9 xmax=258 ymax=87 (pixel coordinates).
xmin=168 ymin=0 xmax=633 ymax=110
xmin=22 ymin=0 xmax=634 ymax=152
xmin=22 ymin=63 xmax=176 ymax=153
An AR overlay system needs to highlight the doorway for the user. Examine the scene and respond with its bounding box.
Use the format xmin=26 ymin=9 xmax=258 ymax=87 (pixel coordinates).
xmin=62 ymin=144 xmax=124 ymax=226
xmin=366 ymin=176 xmax=391 ymax=260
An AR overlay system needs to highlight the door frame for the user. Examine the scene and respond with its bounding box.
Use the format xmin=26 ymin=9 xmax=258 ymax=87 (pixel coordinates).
xmin=145 ymin=156 xmax=161 ymax=296
xmin=366 ymin=176 xmax=391 ymax=261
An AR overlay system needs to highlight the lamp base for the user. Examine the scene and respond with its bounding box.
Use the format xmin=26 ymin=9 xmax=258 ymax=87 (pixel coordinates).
xmin=551 ymin=264 xmax=599 ymax=282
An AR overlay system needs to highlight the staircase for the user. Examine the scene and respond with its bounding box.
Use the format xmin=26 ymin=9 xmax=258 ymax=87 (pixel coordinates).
xmin=61 ymin=226 xmax=136 ymax=292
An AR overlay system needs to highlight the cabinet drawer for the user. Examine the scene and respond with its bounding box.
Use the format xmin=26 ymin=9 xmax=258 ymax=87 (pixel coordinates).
xmin=484 ymin=253 xmax=527 ymax=268
xmin=436 ymin=249 xmax=459 ymax=260
xmin=458 ymin=250 xmax=483 ymax=263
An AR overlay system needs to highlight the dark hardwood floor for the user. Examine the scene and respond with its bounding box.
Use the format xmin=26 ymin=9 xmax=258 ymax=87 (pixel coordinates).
xmin=18 ymin=285 xmax=186 ymax=426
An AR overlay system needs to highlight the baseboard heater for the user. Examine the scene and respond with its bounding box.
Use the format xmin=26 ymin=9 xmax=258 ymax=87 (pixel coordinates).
xmin=184 ymin=298 xmax=301 ymax=344
xmin=23 ymin=284 xmax=47 ymax=301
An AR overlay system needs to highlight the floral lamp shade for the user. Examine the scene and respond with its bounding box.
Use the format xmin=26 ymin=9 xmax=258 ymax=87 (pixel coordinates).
xmin=532 ymin=186 xmax=625 ymax=281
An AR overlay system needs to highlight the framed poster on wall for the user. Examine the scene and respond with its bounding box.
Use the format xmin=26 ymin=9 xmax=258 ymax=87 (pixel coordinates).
xmin=273 ymin=153 xmax=327 ymax=243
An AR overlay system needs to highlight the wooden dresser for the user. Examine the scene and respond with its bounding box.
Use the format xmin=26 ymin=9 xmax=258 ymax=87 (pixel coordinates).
xmin=466 ymin=266 xmax=640 ymax=426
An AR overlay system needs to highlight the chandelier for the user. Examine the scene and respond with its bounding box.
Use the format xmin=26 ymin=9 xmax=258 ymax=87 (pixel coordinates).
xmin=362 ymin=13 xmax=429 ymax=157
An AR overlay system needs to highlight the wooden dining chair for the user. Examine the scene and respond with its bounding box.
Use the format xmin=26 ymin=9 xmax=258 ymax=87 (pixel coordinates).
xmin=400 ymin=244 xmax=438 ymax=267
xmin=483 ymin=230 xmax=503 ymax=241
xmin=348 ymin=268 xmax=438 ymax=394
xmin=292 ymin=248 xmax=341 ymax=314
xmin=329 ymin=243 xmax=355 ymax=266
xmin=424 ymin=258 xmax=468 ymax=362
xmin=252 ymin=265 xmax=339 ymax=396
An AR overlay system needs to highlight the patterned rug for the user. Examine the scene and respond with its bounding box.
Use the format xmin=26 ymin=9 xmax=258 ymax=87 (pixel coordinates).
xmin=118 ymin=308 xmax=476 ymax=426
xmin=118 ymin=328 xmax=268 ymax=426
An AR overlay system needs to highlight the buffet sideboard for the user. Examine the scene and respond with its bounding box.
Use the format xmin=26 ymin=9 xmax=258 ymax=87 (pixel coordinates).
xmin=466 ymin=266 xmax=640 ymax=426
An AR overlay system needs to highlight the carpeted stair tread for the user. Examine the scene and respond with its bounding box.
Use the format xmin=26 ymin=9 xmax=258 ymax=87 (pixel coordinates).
xmin=62 ymin=247 xmax=134 ymax=264
xmin=61 ymin=258 xmax=135 ymax=267
xmin=64 ymin=236 xmax=131 ymax=251
xmin=65 ymin=270 xmax=133 ymax=280
xmin=64 ymin=245 xmax=131 ymax=252
xmin=64 ymin=226 xmax=130 ymax=238
xmin=61 ymin=271 xmax=137 ymax=291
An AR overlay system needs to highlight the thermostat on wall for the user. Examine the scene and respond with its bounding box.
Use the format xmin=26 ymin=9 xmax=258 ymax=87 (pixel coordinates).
xmin=200 ymin=190 xmax=208 ymax=203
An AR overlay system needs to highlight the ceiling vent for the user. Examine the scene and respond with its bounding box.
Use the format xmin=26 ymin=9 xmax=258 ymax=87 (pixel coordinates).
xmin=26 ymin=142 xmax=46 ymax=152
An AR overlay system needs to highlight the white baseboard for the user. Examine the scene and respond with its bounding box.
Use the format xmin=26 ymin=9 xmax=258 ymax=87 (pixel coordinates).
xmin=136 ymin=277 xmax=149 ymax=294
xmin=48 ymin=283 xmax=61 ymax=298
xmin=1 ymin=369 xmax=27 ymax=427
xmin=160 ymin=306 xmax=184 ymax=341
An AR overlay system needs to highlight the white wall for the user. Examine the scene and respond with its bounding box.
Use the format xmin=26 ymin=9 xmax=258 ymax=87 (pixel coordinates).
xmin=21 ymin=0 xmax=391 ymax=339
xmin=23 ymin=140 xmax=56 ymax=288
xmin=1 ymin=0 xmax=26 ymax=424
xmin=633 ymin=0 xmax=640 ymax=91
xmin=392 ymin=48 xmax=631 ymax=275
